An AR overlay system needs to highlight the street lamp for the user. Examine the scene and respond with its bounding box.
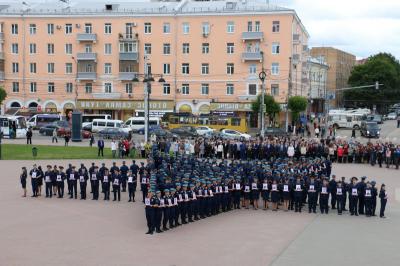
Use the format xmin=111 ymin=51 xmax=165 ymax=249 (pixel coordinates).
xmin=132 ymin=73 xmax=165 ymax=143
xmin=258 ymin=71 xmax=267 ymax=138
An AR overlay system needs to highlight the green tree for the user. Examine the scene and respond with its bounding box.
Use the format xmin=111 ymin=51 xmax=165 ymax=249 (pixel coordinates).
xmin=288 ymin=96 xmax=307 ymax=122
xmin=0 ymin=86 xmax=6 ymax=106
xmin=252 ymin=94 xmax=281 ymax=124
xmin=344 ymin=53 xmax=400 ymax=110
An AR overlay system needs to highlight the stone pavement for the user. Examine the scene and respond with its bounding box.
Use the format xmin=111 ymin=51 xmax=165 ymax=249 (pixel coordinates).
xmin=0 ymin=160 xmax=399 ymax=266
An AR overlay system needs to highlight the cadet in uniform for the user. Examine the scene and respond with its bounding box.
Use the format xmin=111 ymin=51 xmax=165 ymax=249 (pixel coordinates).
xmin=261 ymin=179 xmax=270 ymax=210
xmin=44 ymin=165 xmax=53 ymax=198
xmin=29 ymin=164 xmax=39 ymax=197
xmin=127 ymin=170 xmax=136 ymax=202
xmin=319 ymin=179 xmax=329 ymax=214
xmin=307 ymin=176 xmax=318 ymax=213
xmin=293 ymin=177 xmax=304 ymax=213
xmin=349 ymin=177 xmax=359 ymax=216
xmin=102 ymin=169 xmax=111 ymax=201
xmin=56 ymin=166 xmax=65 ymax=198
xmin=79 ymin=164 xmax=89 ymax=200
xmin=162 ymin=189 xmax=171 ymax=231
xmin=379 ymin=184 xmax=387 ymax=218
xmin=336 ymin=181 xmax=345 ymax=215
xmin=91 ymin=166 xmax=100 ymax=200
xmin=282 ymin=179 xmax=290 ymax=211
xmin=364 ymin=182 xmax=373 ymax=217
xmin=68 ymin=166 xmax=78 ymax=199
xmin=112 ymin=169 xmax=121 ymax=201
xmin=145 ymin=191 xmax=154 ymax=234
xmin=140 ymin=167 xmax=149 ymax=203
xmin=120 ymin=161 xmax=129 ymax=192
xmin=20 ymin=167 xmax=28 ymax=197
xmin=154 ymin=190 xmax=163 ymax=233
xmin=271 ymin=180 xmax=279 ymax=211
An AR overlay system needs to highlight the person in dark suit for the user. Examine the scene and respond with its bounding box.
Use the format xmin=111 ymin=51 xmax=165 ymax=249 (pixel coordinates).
xmin=97 ymin=138 xmax=105 ymax=157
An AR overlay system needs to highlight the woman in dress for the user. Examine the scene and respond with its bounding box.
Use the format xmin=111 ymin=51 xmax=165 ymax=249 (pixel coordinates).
xmin=20 ymin=167 xmax=28 ymax=197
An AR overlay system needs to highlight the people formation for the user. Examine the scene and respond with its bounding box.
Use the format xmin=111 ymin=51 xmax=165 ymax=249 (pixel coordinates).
xmin=20 ymin=149 xmax=389 ymax=236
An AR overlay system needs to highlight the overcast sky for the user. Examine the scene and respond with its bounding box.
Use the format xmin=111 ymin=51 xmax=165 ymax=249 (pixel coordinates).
xmin=277 ymin=0 xmax=400 ymax=59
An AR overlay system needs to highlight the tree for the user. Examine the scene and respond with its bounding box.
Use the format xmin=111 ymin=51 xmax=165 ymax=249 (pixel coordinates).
xmin=0 ymin=86 xmax=6 ymax=107
xmin=344 ymin=53 xmax=400 ymax=111
xmin=252 ymin=95 xmax=281 ymax=125
xmin=288 ymin=96 xmax=307 ymax=122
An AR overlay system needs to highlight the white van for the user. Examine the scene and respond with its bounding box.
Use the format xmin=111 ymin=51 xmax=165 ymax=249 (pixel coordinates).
xmin=124 ymin=117 xmax=161 ymax=131
xmin=92 ymin=119 xmax=131 ymax=133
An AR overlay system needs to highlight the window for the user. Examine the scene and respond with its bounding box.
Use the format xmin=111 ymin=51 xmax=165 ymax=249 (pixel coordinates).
xmin=85 ymin=83 xmax=92 ymax=94
xmin=104 ymin=63 xmax=112 ymax=74
xmin=182 ymin=84 xmax=189 ymax=95
xmin=65 ymin=43 xmax=72 ymax=54
xmin=12 ymin=82 xmax=19 ymax=93
xmin=201 ymin=63 xmax=209 ymax=75
xmin=30 ymin=63 xmax=37 ymax=74
xmin=248 ymin=84 xmax=257 ymax=95
xmin=163 ymin=23 xmax=170 ymax=33
xmin=163 ymin=43 xmax=171 ymax=55
xmin=65 ymin=24 xmax=72 ymax=34
xmin=119 ymin=42 xmax=136 ymax=53
xmin=182 ymin=43 xmax=190 ymax=54
xmin=144 ymin=43 xmax=152 ymax=55
xmin=272 ymin=42 xmax=280 ymax=54
xmin=11 ymin=24 xmax=18 ymax=35
xmin=11 ymin=43 xmax=18 ymax=54
xmin=85 ymin=23 xmax=92 ymax=34
xmin=202 ymin=43 xmax=209 ymax=54
xmin=29 ymin=24 xmax=36 ymax=35
xmin=144 ymin=22 xmax=152 ymax=34
xmin=271 ymin=84 xmax=279 ymax=96
xmin=227 ymin=21 xmax=235 ymax=33
xmin=249 ymin=64 xmax=257 ymax=74
xmin=201 ymin=83 xmax=209 ymax=95
xmin=125 ymin=83 xmax=133 ymax=94
xmin=271 ymin=63 xmax=280 ymax=75
xmin=104 ymin=43 xmax=112 ymax=54
xmin=105 ymin=83 xmax=112 ymax=93
xmin=182 ymin=63 xmax=190 ymax=75
xmin=182 ymin=23 xmax=190 ymax=34
xmin=226 ymin=63 xmax=234 ymax=75
xmin=48 ymin=63 xmax=55 ymax=73
xmin=163 ymin=63 xmax=171 ymax=75
xmin=104 ymin=23 xmax=112 ymax=34
xmin=12 ymin=62 xmax=19 ymax=73
xmin=47 ymin=43 xmax=55 ymax=55
xmin=65 ymin=63 xmax=73 ymax=74
xmin=202 ymin=22 xmax=210 ymax=35
xmin=85 ymin=64 xmax=93 ymax=72
xmin=47 ymin=23 xmax=54 ymax=35
xmin=272 ymin=21 xmax=280 ymax=33
xmin=66 ymin=83 xmax=73 ymax=93
xmin=85 ymin=44 xmax=92 ymax=53
xmin=226 ymin=83 xmax=234 ymax=95
xmin=48 ymin=82 xmax=55 ymax=93
xmin=163 ymin=84 xmax=171 ymax=95
xmin=29 ymin=43 xmax=36 ymax=54
xmin=247 ymin=21 xmax=253 ymax=32
xmin=255 ymin=21 xmax=260 ymax=32
xmin=30 ymin=82 xmax=37 ymax=93
xmin=145 ymin=63 xmax=151 ymax=74
xmin=227 ymin=43 xmax=234 ymax=54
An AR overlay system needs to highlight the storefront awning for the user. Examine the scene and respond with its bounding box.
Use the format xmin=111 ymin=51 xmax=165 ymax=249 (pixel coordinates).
xmin=179 ymin=104 xmax=192 ymax=113
xmin=210 ymin=102 xmax=252 ymax=112
xmin=198 ymin=104 xmax=210 ymax=114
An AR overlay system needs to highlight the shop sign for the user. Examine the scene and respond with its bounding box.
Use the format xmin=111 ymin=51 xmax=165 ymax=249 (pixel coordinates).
xmin=77 ymin=100 xmax=174 ymax=111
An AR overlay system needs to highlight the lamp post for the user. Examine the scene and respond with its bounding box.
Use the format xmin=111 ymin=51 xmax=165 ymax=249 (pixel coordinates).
xmin=132 ymin=72 xmax=165 ymax=143
xmin=285 ymin=56 xmax=293 ymax=132
xmin=258 ymin=52 xmax=267 ymax=137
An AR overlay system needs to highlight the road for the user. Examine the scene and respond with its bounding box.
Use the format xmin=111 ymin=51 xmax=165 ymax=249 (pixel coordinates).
xmin=0 ymin=160 xmax=399 ymax=266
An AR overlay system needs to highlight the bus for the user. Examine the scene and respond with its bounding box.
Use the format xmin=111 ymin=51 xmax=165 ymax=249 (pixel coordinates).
xmin=167 ymin=114 xmax=248 ymax=133
xmin=327 ymin=109 xmax=370 ymax=129
xmin=0 ymin=115 xmax=28 ymax=138
xmin=27 ymin=114 xmax=62 ymax=129
xmin=124 ymin=117 xmax=161 ymax=131
xmin=82 ymin=114 xmax=111 ymax=127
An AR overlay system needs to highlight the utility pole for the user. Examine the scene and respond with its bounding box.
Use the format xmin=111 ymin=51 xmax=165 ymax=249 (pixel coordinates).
xmin=285 ymin=57 xmax=292 ymax=132
xmin=144 ymin=56 xmax=149 ymax=143
xmin=259 ymin=51 xmax=266 ymax=138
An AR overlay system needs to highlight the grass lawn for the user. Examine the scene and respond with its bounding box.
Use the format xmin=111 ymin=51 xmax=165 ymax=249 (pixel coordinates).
xmin=1 ymin=144 xmax=138 ymax=160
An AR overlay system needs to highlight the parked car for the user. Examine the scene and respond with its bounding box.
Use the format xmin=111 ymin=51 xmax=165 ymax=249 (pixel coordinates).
xmin=387 ymin=112 xmax=397 ymax=120
xmin=220 ymin=129 xmax=251 ymax=140
xmin=360 ymin=121 xmax=380 ymax=138
xmin=196 ymin=126 xmax=215 ymax=136
xmin=57 ymin=127 xmax=91 ymax=139
xmin=264 ymin=127 xmax=289 ymax=137
xmin=137 ymin=125 xmax=162 ymax=135
xmin=98 ymin=128 xmax=129 ymax=139
xmin=170 ymin=126 xmax=199 ymax=138
xmin=82 ymin=123 xmax=92 ymax=132
xmin=137 ymin=125 xmax=176 ymax=138
xmin=364 ymin=114 xmax=383 ymax=124
xmin=39 ymin=124 xmax=61 ymax=136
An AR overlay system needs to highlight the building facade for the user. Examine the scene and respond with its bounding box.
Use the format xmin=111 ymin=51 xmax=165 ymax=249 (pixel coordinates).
xmin=307 ymin=57 xmax=328 ymax=114
xmin=0 ymin=0 xmax=309 ymax=123
xmin=310 ymin=47 xmax=356 ymax=108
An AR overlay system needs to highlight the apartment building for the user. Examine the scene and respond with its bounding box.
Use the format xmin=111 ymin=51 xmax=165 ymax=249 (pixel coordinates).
xmin=0 ymin=0 xmax=309 ymax=122
xmin=307 ymin=57 xmax=329 ymax=114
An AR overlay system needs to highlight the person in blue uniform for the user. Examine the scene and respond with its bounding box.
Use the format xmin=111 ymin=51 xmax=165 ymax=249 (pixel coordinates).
xmin=188 ymin=184 xmax=196 ymax=222
xmin=154 ymin=190 xmax=163 ymax=233
xmin=120 ymin=161 xmax=129 ymax=192
xmin=271 ymin=180 xmax=280 ymax=211
xmin=112 ymin=169 xmax=121 ymax=201
xmin=91 ymin=166 xmax=100 ymax=200
xmin=370 ymin=181 xmax=378 ymax=216
xmin=261 ymin=179 xmax=270 ymax=210
xmin=145 ymin=190 xmax=154 ymax=234
xmin=174 ymin=183 xmax=183 ymax=225
xmin=293 ymin=177 xmax=304 ymax=213
xmin=341 ymin=176 xmax=348 ymax=211
xmin=89 ymin=162 xmax=96 ymax=194
xmin=51 ymin=165 xmax=58 ymax=196
xmin=307 ymin=176 xmax=318 ymax=213
xmin=68 ymin=166 xmax=78 ymax=199
xmin=357 ymin=176 xmax=366 ymax=215
xmin=37 ymin=166 xmax=44 ymax=196
xmin=379 ymin=184 xmax=387 ymax=218
xmin=127 ymin=170 xmax=136 ymax=202
xmin=232 ymin=179 xmax=241 ymax=209
xmin=251 ymin=178 xmax=260 ymax=210
xmin=364 ymin=182 xmax=373 ymax=217
xmin=282 ymin=179 xmax=291 ymax=211
xmin=130 ymin=160 xmax=139 ymax=193
xmin=319 ymin=179 xmax=329 ymax=214
xmin=79 ymin=164 xmax=88 ymax=200
xmin=44 ymin=165 xmax=53 ymax=198
xmin=169 ymin=188 xmax=177 ymax=226
xmin=349 ymin=177 xmax=359 ymax=216
xmin=181 ymin=183 xmax=189 ymax=223
xmin=29 ymin=164 xmax=39 ymax=197
xmin=162 ymin=189 xmax=171 ymax=231
xmin=336 ymin=181 xmax=345 ymax=215
xmin=140 ymin=167 xmax=149 ymax=203
xmin=56 ymin=166 xmax=65 ymax=198
xmin=102 ymin=169 xmax=111 ymax=201
xmin=20 ymin=167 xmax=27 ymax=197
xmin=328 ymin=175 xmax=337 ymax=209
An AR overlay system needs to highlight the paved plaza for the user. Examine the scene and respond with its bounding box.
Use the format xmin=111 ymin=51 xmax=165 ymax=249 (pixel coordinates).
xmin=0 ymin=160 xmax=399 ymax=266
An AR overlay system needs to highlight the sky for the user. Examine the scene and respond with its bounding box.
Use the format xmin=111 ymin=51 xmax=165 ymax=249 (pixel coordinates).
xmin=277 ymin=0 xmax=400 ymax=59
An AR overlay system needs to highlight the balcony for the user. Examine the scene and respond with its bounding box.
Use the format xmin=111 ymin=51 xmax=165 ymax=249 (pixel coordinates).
xmin=92 ymin=92 xmax=121 ymax=99
xmin=77 ymin=72 xmax=97 ymax=80
xmin=119 ymin=52 xmax=138 ymax=61
xmin=118 ymin=33 xmax=138 ymax=42
xmin=0 ymin=71 xmax=4 ymax=80
xmin=119 ymin=72 xmax=137 ymax=81
xmin=77 ymin=33 xmax=97 ymax=42
xmin=241 ymin=32 xmax=264 ymax=41
xmin=293 ymin=34 xmax=301 ymax=43
xmin=76 ymin=52 xmax=97 ymax=61
xmin=0 ymin=52 xmax=4 ymax=60
xmin=241 ymin=52 xmax=263 ymax=61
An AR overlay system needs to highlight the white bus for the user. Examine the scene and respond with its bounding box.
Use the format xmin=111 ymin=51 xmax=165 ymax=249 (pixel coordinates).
xmin=82 ymin=114 xmax=111 ymax=127
xmin=327 ymin=109 xmax=370 ymax=129
xmin=0 ymin=115 xmax=28 ymax=138
xmin=27 ymin=114 xmax=62 ymax=129
xmin=91 ymin=119 xmax=131 ymax=133
xmin=124 ymin=117 xmax=161 ymax=131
